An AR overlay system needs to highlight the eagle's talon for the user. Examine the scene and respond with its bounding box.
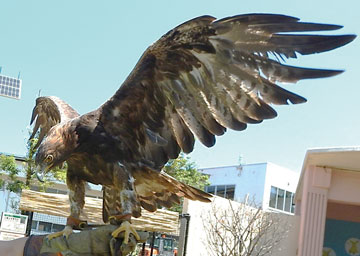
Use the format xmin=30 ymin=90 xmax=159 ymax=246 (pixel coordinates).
xmin=111 ymin=221 xmax=140 ymax=244
xmin=47 ymin=225 xmax=73 ymax=240
xmin=78 ymin=221 xmax=87 ymax=229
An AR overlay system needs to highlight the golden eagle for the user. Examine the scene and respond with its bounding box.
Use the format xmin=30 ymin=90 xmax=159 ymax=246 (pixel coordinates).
xmin=30 ymin=13 xmax=355 ymax=242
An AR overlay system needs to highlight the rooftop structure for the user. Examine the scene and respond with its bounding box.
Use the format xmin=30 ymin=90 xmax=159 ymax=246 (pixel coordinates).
xmin=295 ymin=146 xmax=360 ymax=256
xmin=0 ymin=74 xmax=22 ymax=100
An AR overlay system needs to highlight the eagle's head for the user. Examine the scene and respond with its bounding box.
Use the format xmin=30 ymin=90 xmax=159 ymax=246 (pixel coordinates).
xmin=35 ymin=123 xmax=76 ymax=181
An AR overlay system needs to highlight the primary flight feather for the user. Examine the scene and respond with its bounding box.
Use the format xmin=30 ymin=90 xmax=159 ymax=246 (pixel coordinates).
xmin=30 ymin=13 xmax=355 ymax=240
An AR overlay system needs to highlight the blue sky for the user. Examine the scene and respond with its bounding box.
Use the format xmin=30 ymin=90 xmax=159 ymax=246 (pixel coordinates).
xmin=0 ymin=0 xmax=359 ymax=172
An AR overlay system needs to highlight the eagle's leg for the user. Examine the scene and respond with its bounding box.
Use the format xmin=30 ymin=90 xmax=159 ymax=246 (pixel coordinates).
xmin=47 ymin=174 xmax=86 ymax=240
xmin=110 ymin=166 xmax=141 ymax=244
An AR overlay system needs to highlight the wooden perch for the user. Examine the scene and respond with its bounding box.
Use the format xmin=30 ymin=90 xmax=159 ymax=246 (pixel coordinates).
xmin=20 ymin=189 xmax=179 ymax=234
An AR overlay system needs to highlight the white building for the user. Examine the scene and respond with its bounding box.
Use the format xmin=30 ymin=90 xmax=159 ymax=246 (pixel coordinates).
xmin=179 ymin=162 xmax=300 ymax=256
xmin=200 ymin=162 xmax=299 ymax=214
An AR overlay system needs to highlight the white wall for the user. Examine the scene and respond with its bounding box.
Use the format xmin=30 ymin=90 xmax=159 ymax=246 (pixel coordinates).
xmin=201 ymin=163 xmax=267 ymax=204
xmin=180 ymin=197 xmax=299 ymax=256
xmin=271 ymin=214 xmax=300 ymax=256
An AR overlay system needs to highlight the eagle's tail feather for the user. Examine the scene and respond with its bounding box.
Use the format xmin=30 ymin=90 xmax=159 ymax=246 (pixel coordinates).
xmin=102 ymin=165 xmax=211 ymax=220
xmin=132 ymin=165 xmax=211 ymax=213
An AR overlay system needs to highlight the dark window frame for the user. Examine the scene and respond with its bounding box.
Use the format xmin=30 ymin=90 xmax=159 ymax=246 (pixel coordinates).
xmin=205 ymin=184 xmax=236 ymax=200
xmin=269 ymin=185 xmax=295 ymax=213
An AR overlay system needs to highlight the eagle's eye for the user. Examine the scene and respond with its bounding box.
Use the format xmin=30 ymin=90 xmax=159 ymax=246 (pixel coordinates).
xmin=45 ymin=155 xmax=53 ymax=163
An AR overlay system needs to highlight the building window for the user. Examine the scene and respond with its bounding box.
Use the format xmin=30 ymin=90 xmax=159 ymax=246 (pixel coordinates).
xmin=277 ymin=188 xmax=285 ymax=210
xmin=285 ymin=191 xmax=293 ymax=212
xmin=225 ymin=185 xmax=235 ymax=200
xmin=38 ymin=221 xmax=52 ymax=232
xmin=205 ymin=185 xmax=236 ymax=200
xmin=46 ymin=188 xmax=57 ymax=193
xmin=216 ymin=185 xmax=226 ymax=198
xmin=31 ymin=220 xmax=38 ymax=230
xmin=269 ymin=186 xmax=277 ymax=208
xmin=52 ymin=224 xmax=65 ymax=232
xmin=269 ymin=186 xmax=295 ymax=213
xmin=32 ymin=221 xmax=65 ymax=233
xmin=206 ymin=186 xmax=216 ymax=194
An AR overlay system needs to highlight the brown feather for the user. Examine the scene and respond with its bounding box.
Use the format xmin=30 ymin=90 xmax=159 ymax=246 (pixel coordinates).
xmin=132 ymin=165 xmax=211 ymax=211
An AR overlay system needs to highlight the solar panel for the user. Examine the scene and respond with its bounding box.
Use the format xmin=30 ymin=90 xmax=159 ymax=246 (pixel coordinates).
xmin=0 ymin=75 xmax=22 ymax=100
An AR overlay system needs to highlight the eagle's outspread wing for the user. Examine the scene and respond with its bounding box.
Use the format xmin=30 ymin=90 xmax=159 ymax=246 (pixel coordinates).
xmin=30 ymin=96 xmax=79 ymax=148
xmin=99 ymin=14 xmax=355 ymax=169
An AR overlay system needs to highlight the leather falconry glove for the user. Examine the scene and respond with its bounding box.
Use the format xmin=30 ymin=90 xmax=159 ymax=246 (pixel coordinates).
xmin=23 ymin=224 xmax=148 ymax=256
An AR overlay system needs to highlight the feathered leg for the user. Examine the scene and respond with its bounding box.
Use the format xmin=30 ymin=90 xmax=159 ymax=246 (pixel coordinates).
xmin=48 ymin=172 xmax=86 ymax=239
xmin=108 ymin=163 xmax=141 ymax=244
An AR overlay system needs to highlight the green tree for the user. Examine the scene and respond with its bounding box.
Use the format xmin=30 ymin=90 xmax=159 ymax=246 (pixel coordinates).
xmin=25 ymin=137 xmax=37 ymax=187
xmin=0 ymin=154 xmax=26 ymax=213
xmin=163 ymin=153 xmax=210 ymax=213
xmin=0 ymin=154 xmax=25 ymax=193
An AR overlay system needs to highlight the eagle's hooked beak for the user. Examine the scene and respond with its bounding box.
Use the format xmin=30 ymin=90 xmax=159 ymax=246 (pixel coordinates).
xmin=36 ymin=164 xmax=51 ymax=183
xmin=36 ymin=154 xmax=54 ymax=182
xmin=36 ymin=169 xmax=45 ymax=183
